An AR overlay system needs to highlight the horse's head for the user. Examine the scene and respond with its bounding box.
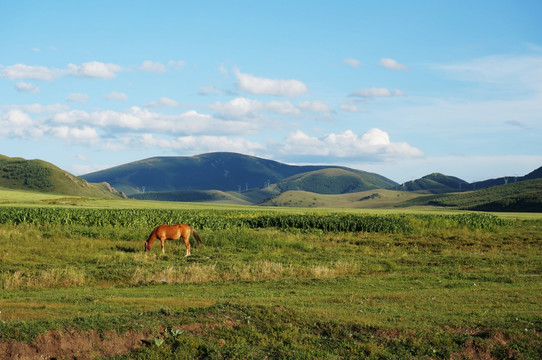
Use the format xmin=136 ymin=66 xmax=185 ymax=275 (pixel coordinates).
xmin=144 ymin=241 xmax=149 ymax=252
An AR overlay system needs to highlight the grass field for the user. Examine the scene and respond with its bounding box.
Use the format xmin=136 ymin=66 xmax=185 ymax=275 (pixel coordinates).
xmin=0 ymin=189 xmax=541 ymax=359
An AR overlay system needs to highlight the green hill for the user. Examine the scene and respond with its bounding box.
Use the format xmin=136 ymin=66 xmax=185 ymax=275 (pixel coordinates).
xmin=424 ymin=178 xmax=542 ymax=212
xmin=131 ymin=185 xmax=279 ymax=205
xmin=81 ymin=152 xmax=398 ymax=196
xmin=0 ymin=155 xmax=124 ymax=199
xmin=276 ymin=168 xmax=396 ymax=194
xmin=262 ymin=189 xmax=422 ymax=208
xmin=131 ymin=189 xmax=252 ymax=205
xmin=396 ymin=173 xmax=470 ymax=194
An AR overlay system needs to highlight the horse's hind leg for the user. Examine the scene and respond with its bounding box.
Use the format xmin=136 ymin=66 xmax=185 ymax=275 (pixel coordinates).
xmin=182 ymin=235 xmax=191 ymax=257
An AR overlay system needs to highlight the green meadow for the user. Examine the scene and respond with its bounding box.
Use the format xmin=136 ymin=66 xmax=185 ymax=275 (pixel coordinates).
xmin=0 ymin=189 xmax=541 ymax=359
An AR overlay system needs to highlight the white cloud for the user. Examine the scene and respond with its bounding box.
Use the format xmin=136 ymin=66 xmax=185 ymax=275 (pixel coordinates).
xmin=283 ymin=130 xmax=326 ymax=156
xmin=0 ymin=104 xmax=259 ymax=151
xmin=2 ymin=103 xmax=69 ymax=114
xmin=49 ymin=106 xmax=257 ymax=135
xmin=281 ymin=128 xmax=423 ymax=160
xmin=349 ymin=88 xmax=404 ymax=98
xmin=198 ymin=85 xmax=235 ymax=96
xmin=86 ymin=108 xmax=146 ymax=130
xmin=1 ymin=61 xmax=124 ymax=81
xmin=104 ymin=91 xmax=128 ymax=100
xmin=233 ymin=68 xmax=308 ymax=97
xmin=342 ymin=58 xmax=361 ymax=67
xmin=210 ymin=97 xmax=300 ymax=119
xmin=66 ymin=93 xmax=89 ymax=103
xmin=298 ymin=100 xmax=334 ymax=114
xmin=51 ymin=125 xmax=99 ymax=143
xmin=3 ymin=109 xmax=33 ymax=127
xmin=136 ymin=133 xmax=265 ymax=154
xmin=340 ymin=103 xmax=368 ymax=113
xmin=263 ymin=100 xmax=300 ymax=115
xmin=15 ymin=82 xmax=39 ymax=94
xmin=140 ymin=60 xmax=167 ymax=73
xmin=143 ymin=97 xmax=181 ymax=107
xmin=379 ymin=58 xmax=408 ymax=71
xmin=67 ymin=61 xmax=124 ymax=79
xmin=168 ymin=60 xmax=186 ymax=69
xmin=0 ymin=109 xmax=45 ymax=138
xmin=0 ymin=63 xmax=60 ymax=81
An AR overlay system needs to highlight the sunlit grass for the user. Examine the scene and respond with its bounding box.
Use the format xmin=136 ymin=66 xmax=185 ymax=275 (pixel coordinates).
xmin=0 ymin=197 xmax=540 ymax=358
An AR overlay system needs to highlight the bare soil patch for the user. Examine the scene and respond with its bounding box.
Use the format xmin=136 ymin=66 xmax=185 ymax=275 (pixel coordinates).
xmin=0 ymin=328 xmax=150 ymax=360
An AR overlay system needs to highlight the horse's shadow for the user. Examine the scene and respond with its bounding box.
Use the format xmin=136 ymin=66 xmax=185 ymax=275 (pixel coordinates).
xmin=115 ymin=245 xmax=137 ymax=253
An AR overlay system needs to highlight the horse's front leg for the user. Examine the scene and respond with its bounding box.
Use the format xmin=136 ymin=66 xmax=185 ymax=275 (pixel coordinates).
xmin=161 ymin=239 xmax=165 ymax=254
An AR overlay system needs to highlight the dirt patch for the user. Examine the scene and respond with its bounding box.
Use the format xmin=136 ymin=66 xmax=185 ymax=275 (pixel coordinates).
xmin=0 ymin=319 xmax=238 ymax=359
xmin=450 ymin=330 xmax=521 ymax=360
xmin=0 ymin=328 xmax=150 ymax=360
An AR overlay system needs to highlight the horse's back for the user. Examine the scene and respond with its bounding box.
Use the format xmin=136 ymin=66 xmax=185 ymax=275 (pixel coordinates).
xmin=155 ymin=224 xmax=183 ymax=240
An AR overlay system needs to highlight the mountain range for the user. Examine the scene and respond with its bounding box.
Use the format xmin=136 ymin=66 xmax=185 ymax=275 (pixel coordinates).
xmin=80 ymin=152 xmax=397 ymax=195
xmin=1 ymin=152 xmax=541 ymax=211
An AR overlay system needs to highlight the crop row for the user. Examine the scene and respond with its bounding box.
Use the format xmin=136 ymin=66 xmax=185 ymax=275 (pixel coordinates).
xmin=0 ymin=207 xmax=508 ymax=233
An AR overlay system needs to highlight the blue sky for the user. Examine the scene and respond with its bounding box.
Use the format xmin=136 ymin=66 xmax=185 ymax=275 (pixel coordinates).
xmin=1 ymin=1 xmax=541 ymax=183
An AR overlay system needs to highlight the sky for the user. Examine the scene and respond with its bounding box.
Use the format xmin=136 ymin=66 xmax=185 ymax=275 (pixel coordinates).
xmin=1 ymin=0 xmax=541 ymax=184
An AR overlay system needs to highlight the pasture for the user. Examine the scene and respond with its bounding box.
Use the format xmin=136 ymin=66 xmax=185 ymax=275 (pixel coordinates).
xmin=0 ymin=193 xmax=541 ymax=359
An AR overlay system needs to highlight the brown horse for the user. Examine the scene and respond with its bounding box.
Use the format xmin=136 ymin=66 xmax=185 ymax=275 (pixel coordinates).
xmin=144 ymin=224 xmax=202 ymax=257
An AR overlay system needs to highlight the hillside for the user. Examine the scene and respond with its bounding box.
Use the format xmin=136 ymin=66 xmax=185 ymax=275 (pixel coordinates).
xmin=395 ymin=173 xmax=470 ymax=194
xmin=0 ymin=155 xmax=124 ymax=199
xmin=276 ymin=168 xmax=396 ymax=194
xmin=81 ymin=152 xmax=397 ymax=196
xmin=397 ymin=166 xmax=542 ymax=194
xmin=471 ymin=165 xmax=542 ymax=190
xmin=262 ymin=189 xmax=422 ymax=208
xmin=421 ymin=178 xmax=542 ymax=212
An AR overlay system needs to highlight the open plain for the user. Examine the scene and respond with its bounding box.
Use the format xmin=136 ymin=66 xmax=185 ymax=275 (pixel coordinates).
xmin=0 ymin=191 xmax=541 ymax=359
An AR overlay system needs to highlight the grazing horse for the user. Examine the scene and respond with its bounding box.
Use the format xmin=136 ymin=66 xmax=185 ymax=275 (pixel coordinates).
xmin=145 ymin=224 xmax=202 ymax=257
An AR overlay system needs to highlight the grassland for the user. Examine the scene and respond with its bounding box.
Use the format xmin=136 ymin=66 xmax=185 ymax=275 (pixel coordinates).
xmin=0 ymin=189 xmax=541 ymax=359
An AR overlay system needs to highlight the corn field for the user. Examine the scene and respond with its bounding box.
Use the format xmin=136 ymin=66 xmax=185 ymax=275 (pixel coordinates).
xmin=0 ymin=207 xmax=508 ymax=232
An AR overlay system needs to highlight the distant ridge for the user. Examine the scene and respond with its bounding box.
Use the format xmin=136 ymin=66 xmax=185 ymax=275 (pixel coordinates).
xmin=0 ymin=155 xmax=124 ymax=199
xmin=471 ymin=165 xmax=542 ymax=190
xmin=395 ymin=173 xmax=470 ymax=194
xmin=396 ymin=166 xmax=542 ymax=194
xmin=81 ymin=152 xmax=398 ymax=196
xmin=427 ymin=178 xmax=542 ymax=212
xmin=277 ymin=168 xmax=395 ymax=194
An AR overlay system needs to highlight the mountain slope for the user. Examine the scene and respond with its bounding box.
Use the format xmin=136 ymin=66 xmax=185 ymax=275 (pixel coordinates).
xmin=0 ymin=155 xmax=124 ymax=198
xmin=523 ymin=166 xmax=542 ymax=180
xmin=412 ymin=178 xmax=542 ymax=212
xmin=81 ymin=152 xmax=398 ymax=195
xmin=276 ymin=168 xmax=396 ymax=194
xmin=262 ymin=189 xmax=421 ymax=208
xmin=396 ymin=173 xmax=470 ymax=194
xmin=471 ymin=165 xmax=542 ymax=190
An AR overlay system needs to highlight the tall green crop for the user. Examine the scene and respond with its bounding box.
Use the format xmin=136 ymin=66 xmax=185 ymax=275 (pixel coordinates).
xmin=0 ymin=207 xmax=509 ymax=233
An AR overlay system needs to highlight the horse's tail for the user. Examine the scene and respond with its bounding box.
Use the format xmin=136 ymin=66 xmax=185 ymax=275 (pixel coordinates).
xmin=145 ymin=227 xmax=158 ymax=252
xmin=191 ymin=227 xmax=202 ymax=248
